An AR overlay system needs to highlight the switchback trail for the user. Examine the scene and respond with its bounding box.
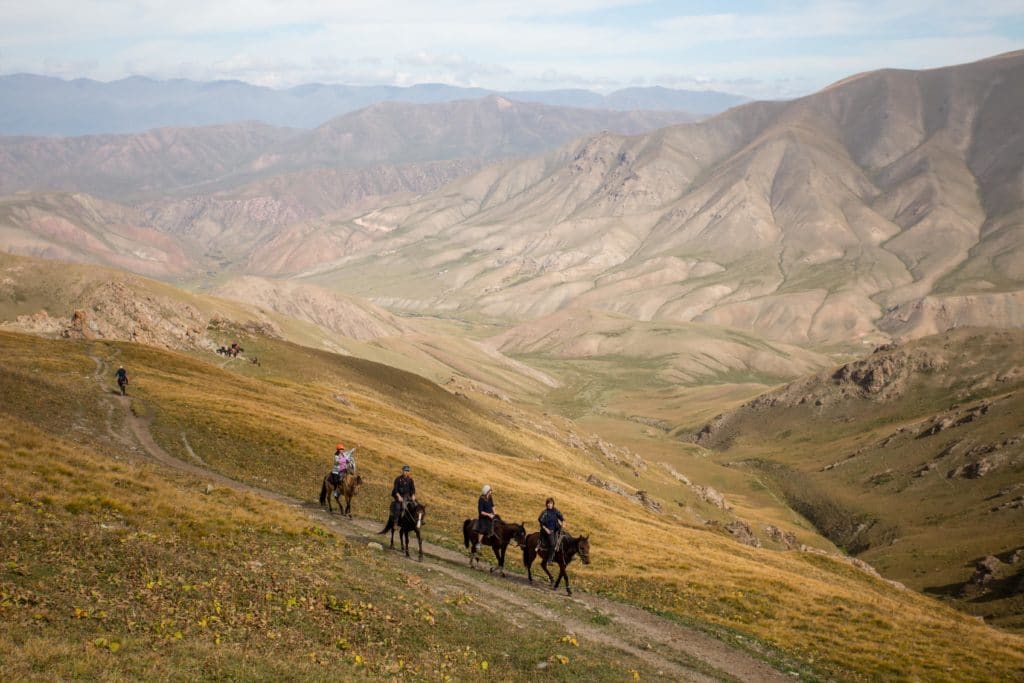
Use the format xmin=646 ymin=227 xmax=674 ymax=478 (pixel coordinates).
xmin=89 ymin=354 xmax=791 ymax=683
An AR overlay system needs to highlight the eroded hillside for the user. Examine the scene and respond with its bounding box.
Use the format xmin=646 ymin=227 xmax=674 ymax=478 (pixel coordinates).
xmin=309 ymin=51 xmax=1024 ymax=344
xmin=690 ymin=327 xmax=1024 ymax=629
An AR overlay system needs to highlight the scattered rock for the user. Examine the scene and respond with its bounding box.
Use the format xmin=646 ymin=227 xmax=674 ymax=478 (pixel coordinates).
xmin=991 ymin=496 xmax=1024 ymax=512
xmin=367 ymin=542 xmax=384 ymax=551
xmin=658 ymin=463 xmax=731 ymax=510
xmin=764 ymin=525 xmax=799 ymax=549
xmin=948 ymin=456 xmax=1001 ymax=479
xmin=204 ymin=484 xmax=214 ymax=495
xmin=971 ymin=556 xmax=1004 ymax=586
xmin=705 ymin=519 xmax=761 ymax=548
xmin=586 ymin=475 xmax=662 ymax=512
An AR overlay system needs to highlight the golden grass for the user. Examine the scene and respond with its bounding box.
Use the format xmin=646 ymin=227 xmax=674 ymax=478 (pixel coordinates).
xmin=3 ymin=330 xmax=1024 ymax=681
xmin=0 ymin=415 xmax=657 ymax=681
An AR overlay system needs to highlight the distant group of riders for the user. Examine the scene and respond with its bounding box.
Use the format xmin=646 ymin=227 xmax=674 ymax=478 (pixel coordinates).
xmin=319 ymin=441 xmax=590 ymax=594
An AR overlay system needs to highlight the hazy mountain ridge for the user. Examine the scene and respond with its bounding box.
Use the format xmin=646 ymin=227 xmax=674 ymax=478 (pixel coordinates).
xmin=306 ymin=51 xmax=1024 ymax=344
xmin=0 ymin=97 xmax=696 ymax=201
xmin=0 ymin=73 xmax=746 ymax=136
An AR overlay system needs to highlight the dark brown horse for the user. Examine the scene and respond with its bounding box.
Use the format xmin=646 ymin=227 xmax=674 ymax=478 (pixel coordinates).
xmin=523 ymin=531 xmax=591 ymax=595
xmin=462 ymin=516 xmax=526 ymax=577
xmin=319 ymin=472 xmax=362 ymax=516
xmin=378 ymin=501 xmax=426 ymax=560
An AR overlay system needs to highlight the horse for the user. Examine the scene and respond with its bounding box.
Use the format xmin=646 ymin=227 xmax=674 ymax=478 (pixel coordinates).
xmin=462 ymin=515 xmax=527 ymax=577
xmin=522 ymin=531 xmax=591 ymax=596
xmin=378 ymin=501 xmax=426 ymax=561
xmin=318 ymin=472 xmax=362 ymax=516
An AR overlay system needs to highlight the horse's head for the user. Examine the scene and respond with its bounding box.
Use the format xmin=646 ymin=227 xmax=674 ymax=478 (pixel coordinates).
xmin=414 ymin=502 xmax=426 ymax=529
xmin=353 ymin=474 xmax=363 ymax=487
xmin=512 ymin=522 xmax=527 ymax=547
xmin=577 ymin=535 xmax=591 ymax=565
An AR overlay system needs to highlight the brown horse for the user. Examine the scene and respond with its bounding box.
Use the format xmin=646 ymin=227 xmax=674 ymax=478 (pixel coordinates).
xmin=462 ymin=516 xmax=526 ymax=577
xmin=319 ymin=473 xmax=362 ymax=516
xmin=522 ymin=531 xmax=591 ymax=595
xmin=378 ymin=501 xmax=426 ymax=561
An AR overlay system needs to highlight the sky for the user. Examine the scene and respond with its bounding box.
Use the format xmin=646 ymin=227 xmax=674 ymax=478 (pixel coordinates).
xmin=1 ymin=1 xmax=1023 ymax=99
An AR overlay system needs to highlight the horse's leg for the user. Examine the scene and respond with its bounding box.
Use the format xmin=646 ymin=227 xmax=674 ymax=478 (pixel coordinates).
xmin=403 ymin=530 xmax=410 ymax=558
xmin=390 ymin=527 xmax=396 ymax=549
xmin=539 ymin=557 xmax=555 ymax=584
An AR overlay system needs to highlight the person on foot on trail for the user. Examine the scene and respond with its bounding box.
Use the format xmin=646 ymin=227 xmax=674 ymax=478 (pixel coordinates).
xmin=115 ymin=366 xmax=129 ymax=395
xmin=475 ymin=484 xmax=496 ymax=550
xmin=390 ymin=465 xmax=416 ymax=521
xmin=538 ymin=497 xmax=565 ymax=562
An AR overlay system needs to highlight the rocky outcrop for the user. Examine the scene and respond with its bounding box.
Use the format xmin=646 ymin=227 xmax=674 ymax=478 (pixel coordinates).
xmin=585 ymin=474 xmax=662 ymax=512
xmin=830 ymin=345 xmax=943 ymax=400
xmin=658 ymin=463 xmax=731 ymax=510
xmin=8 ymin=279 xmax=282 ymax=352
xmin=706 ymin=519 xmax=761 ymax=548
xmin=764 ymin=525 xmax=799 ymax=549
xmin=917 ymin=401 xmax=991 ymax=438
xmin=570 ymin=433 xmax=647 ymax=472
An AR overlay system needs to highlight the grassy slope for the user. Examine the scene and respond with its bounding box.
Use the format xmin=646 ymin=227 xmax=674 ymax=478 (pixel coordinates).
xmin=0 ymin=359 xmax=655 ymax=680
xmin=3 ymin=330 xmax=1024 ymax=680
xmin=695 ymin=328 xmax=1024 ymax=629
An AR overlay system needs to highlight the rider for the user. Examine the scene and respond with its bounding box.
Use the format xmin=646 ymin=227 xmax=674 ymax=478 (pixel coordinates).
xmin=475 ymin=484 xmax=496 ymax=550
xmin=390 ymin=465 xmax=416 ymax=521
xmin=538 ymin=497 xmax=565 ymax=561
xmin=115 ymin=366 xmax=129 ymax=395
xmin=330 ymin=443 xmax=356 ymax=498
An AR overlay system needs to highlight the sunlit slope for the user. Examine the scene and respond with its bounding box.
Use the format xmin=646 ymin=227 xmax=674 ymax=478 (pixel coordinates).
xmin=0 ymin=419 xmax=650 ymax=679
xmin=309 ymin=51 xmax=1024 ymax=343
xmin=0 ymin=252 xmax=553 ymax=399
xmin=692 ymin=328 xmax=1024 ymax=628
xmin=3 ymin=331 xmax=1024 ymax=680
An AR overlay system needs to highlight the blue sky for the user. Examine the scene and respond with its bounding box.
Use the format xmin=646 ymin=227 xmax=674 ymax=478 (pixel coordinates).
xmin=2 ymin=1 xmax=1022 ymax=98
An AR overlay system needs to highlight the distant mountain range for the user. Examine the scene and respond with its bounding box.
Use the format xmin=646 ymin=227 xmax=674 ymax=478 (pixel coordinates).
xmin=2 ymin=52 xmax=1022 ymax=346
xmin=0 ymin=96 xmax=696 ymax=199
xmin=301 ymin=51 xmax=1024 ymax=344
xmin=0 ymin=73 xmax=749 ymax=136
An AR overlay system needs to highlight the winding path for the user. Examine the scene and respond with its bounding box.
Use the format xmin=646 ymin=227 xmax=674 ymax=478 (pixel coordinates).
xmin=89 ymin=353 xmax=791 ymax=682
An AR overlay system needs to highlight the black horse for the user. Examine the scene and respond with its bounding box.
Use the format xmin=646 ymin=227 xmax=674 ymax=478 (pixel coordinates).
xmin=522 ymin=531 xmax=591 ymax=595
xmin=378 ymin=501 xmax=426 ymax=561
xmin=462 ymin=515 xmax=526 ymax=577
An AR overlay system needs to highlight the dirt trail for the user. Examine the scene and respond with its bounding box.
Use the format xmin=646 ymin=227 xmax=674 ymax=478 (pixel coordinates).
xmin=89 ymin=354 xmax=791 ymax=683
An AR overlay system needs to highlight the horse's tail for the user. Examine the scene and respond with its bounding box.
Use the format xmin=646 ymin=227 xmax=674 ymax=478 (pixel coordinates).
xmin=378 ymin=514 xmax=394 ymax=534
xmin=463 ymin=520 xmax=471 ymax=548
xmin=319 ymin=480 xmax=328 ymax=506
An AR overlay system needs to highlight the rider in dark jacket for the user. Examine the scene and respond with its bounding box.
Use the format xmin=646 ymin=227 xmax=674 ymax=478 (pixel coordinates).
xmin=391 ymin=465 xmax=416 ymax=520
xmin=538 ymin=497 xmax=565 ymax=561
xmin=476 ymin=484 xmax=496 ymax=548
xmin=115 ymin=366 xmax=129 ymax=395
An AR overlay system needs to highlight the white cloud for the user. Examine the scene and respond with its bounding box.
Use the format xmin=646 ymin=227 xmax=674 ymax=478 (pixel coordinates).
xmin=0 ymin=1 xmax=1022 ymax=97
